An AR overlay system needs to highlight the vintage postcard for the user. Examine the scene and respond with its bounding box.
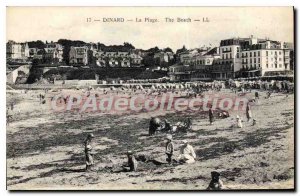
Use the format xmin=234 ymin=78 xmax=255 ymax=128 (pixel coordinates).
xmin=6 ymin=7 xmax=294 ymax=190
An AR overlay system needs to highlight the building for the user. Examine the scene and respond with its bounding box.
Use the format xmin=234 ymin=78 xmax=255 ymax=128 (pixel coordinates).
xmin=93 ymin=51 xmax=143 ymax=67
xmin=169 ymin=64 xmax=193 ymax=82
xmin=153 ymin=51 xmax=174 ymax=66
xmin=6 ymin=40 xmax=29 ymax=59
xmin=240 ymin=39 xmax=292 ymax=77
xmin=190 ymin=47 xmax=220 ymax=81
xmin=130 ymin=53 xmax=143 ymax=66
xmin=211 ymin=38 xmax=250 ymax=79
xmin=211 ymin=36 xmax=293 ymax=79
xmin=29 ymin=48 xmax=38 ymax=58
xmin=169 ymin=47 xmax=220 ymax=81
xmin=44 ymin=43 xmax=64 ymax=63
xmin=69 ymin=46 xmax=89 ymax=65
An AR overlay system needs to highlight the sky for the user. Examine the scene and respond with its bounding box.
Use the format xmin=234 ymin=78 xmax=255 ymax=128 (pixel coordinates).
xmin=6 ymin=7 xmax=294 ymax=51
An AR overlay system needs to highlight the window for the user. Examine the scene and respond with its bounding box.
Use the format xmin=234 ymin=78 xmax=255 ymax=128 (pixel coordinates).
xmin=250 ymin=52 xmax=252 ymax=57
xmin=279 ymin=58 xmax=282 ymax=61
xmin=279 ymin=51 xmax=282 ymax=55
xmin=258 ymin=51 xmax=260 ymax=56
xmin=254 ymin=52 xmax=256 ymax=57
xmin=254 ymin=58 xmax=256 ymax=63
xmin=266 ymin=63 xmax=268 ymax=68
xmin=237 ymin=53 xmax=239 ymax=58
xmin=279 ymin=64 xmax=282 ymax=68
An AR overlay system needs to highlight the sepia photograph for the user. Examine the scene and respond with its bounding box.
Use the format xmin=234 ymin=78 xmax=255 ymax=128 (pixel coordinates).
xmin=5 ymin=6 xmax=295 ymax=190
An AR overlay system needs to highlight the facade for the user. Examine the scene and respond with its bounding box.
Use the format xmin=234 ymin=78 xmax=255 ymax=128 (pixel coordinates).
xmin=154 ymin=51 xmax=174 ymax=66
xmin=6 ymin=41 xmax=30 ymax=59
xmin=169 ymin=47 xmax=220 ymax=81
xmin=44 ymin=43 xmax=64 ymax=63
xmin=169 ymin=64 xmax=192 ymax=82
xmin=69 ymin=46 xmax=89 ymax=65
xmin=240 ymin=40 xmax=292 ymax=77
xmin=211 ymin=38 xmax=249 ymax=79
xmin=211 ymin=37 xmax=293 ymax=79
xmin=93 ymin=51 xmax=143 ymax=67
xmin=29 ymin=48 xmax=38 ymax=58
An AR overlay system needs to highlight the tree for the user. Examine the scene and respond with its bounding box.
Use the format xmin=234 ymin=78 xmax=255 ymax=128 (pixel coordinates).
xmin=27 ymin=40 xmax=46 ymax=49
xmin=123 ymin=42 xmax=135 ymax=50
xmin=176 ymin=45 xmax=187 ymax=54
xmin=142 ymin=55 xmax=155 ymax=67
xmin=163 ymin=47 xmax=173 ymax=53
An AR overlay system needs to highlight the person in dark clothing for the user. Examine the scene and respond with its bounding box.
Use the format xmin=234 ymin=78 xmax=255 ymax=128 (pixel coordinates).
xmin=209 ymin=106 xmax=214 ymax=125
xmin=149 ymin=117 xmax=161 ymax=136
xmin=10 ymin=102 xmax=14 ymax=111
xmin=255 ymin=91 xmax=259 ymax=99
xmin=246 ymin=103 xmax=252 ymax=122
xmin=84 ymin=133 xmax=95 ymax=171
xmin=123 ymin=151 xmax=138 ymax=172
xmin=207 ymin=171 xmax=224 ymax=190
xmin=163 ymin=119 xmax=172 ymax=132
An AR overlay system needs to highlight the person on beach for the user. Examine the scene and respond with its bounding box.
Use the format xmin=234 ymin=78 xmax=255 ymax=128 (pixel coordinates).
xmin=236 ymin=115 xmax=243 ymax=128
xmin=255 ymin=91 xmax=259 ymax=100
xmin=209 ymin=106 xmax=214 ymax=125
xmin=123 ymin=151 xmax=138 ymax=172
xmin=178 ymin=140 xmax=196 ymax=164
xmin=10 ymin=102 xmax=14 ymax=111
xmin=84 ymin=133 xmax=95 ymax=171
xmin=207 ymin=171 xmax=224 ymax=190
xmin=165 ymin=135 xmax=174 ymax=164
xmin=246 ymin=103 xmax=252 ymax=122
xmin=149 ymin=117 xmax=161 ymax=136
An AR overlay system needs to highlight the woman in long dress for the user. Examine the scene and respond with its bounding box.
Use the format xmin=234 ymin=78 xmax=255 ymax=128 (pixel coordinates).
xmin=84 ymin=133 xmax=95 ymax=171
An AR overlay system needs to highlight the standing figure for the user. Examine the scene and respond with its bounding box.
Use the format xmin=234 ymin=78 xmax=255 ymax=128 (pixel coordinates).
xmin=266 ymin=91 xmax=271 ymax=99
xmin=246 ymin=103 xmax=252 ymax=122
xmin=207 ymin=171 xmax=224 ymax=190
xmin=6 ymin=108 xmax=12 ymax=126
xmin=209 ymin=106 xmax=214 ymax=125
xmin=178 ymin=140 xmax=196 ymax=164
xmin=165 ymin=135 xmax=174 ymax=164
xmin=10 ymin=102 xmax=14 ymax=111
xmin=236 ymin=115 xmax=243 ymax=128
xmin=255 ymin=91 xmax=259 ymax=100
xmin=84 ymin=133 xmax=95 ymax=171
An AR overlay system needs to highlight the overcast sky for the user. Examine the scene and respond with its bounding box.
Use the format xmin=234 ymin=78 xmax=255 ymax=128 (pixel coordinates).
xmin=6 ymin=7 xmax=294 ymax=51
